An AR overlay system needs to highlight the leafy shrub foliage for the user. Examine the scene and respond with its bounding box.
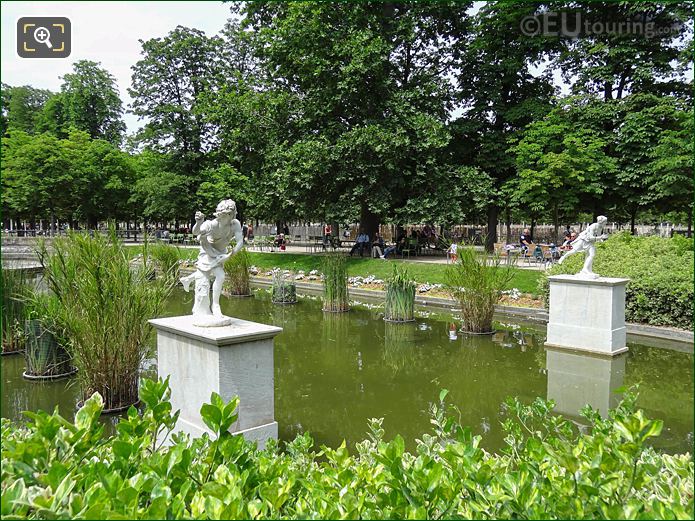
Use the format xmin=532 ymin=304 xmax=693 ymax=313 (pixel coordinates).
xmin=539 ymin=232 xmax=693 ymax=330
xmin=2 ymin=379 xmax=692 ymax=519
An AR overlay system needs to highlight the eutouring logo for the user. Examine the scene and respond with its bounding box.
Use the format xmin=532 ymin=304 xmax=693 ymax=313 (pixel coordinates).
xmin=520 ymin=11 xmax=682 ymax=39
xmin=17 ymin=17 xmax=71 ymax=58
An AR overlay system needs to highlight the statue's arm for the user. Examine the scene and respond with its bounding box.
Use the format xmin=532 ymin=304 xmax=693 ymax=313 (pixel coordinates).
xmin=231 ymin=219 xmax=244 ymax=254
xmin=192 ymin=211 xmax=205 ymax=235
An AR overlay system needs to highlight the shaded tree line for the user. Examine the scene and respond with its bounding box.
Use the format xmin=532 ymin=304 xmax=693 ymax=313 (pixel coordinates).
xmin=2 ymin=2 xmax=692 ymax=244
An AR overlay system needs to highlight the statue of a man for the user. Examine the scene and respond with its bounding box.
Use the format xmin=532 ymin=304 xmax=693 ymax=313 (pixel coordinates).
xmin=558 ymin=215 xmax=608 ymax=279
xmin=180 ymin=199 xmax=243 ymax=325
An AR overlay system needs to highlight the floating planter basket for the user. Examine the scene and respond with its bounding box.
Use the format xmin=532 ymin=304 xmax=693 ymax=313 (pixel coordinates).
xmin=322 ymin=254 xmax=349 ymax=312
xmin=23 ymin=319 xmax=76 ymax=381
xmin=272 ymin=271 xmax=297 ymax=304
xmin=383 ymin=265 xmax=416 ymax=323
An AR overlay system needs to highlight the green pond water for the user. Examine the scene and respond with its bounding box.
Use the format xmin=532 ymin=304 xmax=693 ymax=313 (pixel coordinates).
xmin=2 ymin=288 xmax=693 ymax=454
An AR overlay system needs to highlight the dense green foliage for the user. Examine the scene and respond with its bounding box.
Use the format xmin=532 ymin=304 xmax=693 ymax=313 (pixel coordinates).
xmin=541 ymin=233 xmax=694 ymax=329
xmin=447 ymin=246 xmax=515 ymax=333
xmin=2 ymin=379 xmax=692 ymax=519
xmin=2 ymin=2 xmax=692 ymax=241
xmin=36 ymin=233 xmax=174 ymax=410
xmin=384 ymin=264 xmax=416 ymax=322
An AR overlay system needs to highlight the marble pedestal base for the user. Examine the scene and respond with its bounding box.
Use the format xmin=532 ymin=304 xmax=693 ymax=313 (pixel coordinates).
xmin=545 ymin=275 xmax=630 ymax=356
xmin=150 ymin=315 xmax=282 ymax=448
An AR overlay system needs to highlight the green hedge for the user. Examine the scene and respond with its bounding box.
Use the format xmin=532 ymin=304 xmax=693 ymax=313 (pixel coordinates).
xmin=2 ymin=379 xmax=693 ymax=519
xmin=539 ymin=232 xmax=693 ymax=330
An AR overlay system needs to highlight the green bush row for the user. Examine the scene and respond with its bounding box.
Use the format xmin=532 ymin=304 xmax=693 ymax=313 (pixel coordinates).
xmin=539 ymin=232 xmax=694 ymax=330
xmin=2 ymin=379 xmax=693 ymax=519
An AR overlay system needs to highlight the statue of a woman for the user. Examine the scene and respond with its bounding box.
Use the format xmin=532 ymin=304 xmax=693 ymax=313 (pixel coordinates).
xmin=180 ymin=199 xmax=243 ymax=326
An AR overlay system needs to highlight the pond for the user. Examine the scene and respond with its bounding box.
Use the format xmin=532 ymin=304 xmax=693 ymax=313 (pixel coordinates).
xmin=2 ymin=288 xmax=693 ymax=454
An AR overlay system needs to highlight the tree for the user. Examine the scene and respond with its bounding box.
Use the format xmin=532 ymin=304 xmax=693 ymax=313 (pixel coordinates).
xmin=648 ymin=108 xmax=693 ymax=235
xmin=130 ymin=151 xmax=190 ymax=224
xmin=555 ymin=1 xmax=693 ymax=101
xmin=238 ymin=1 xmax=474 ymax=238
xmin=59 ymin=60 xmax=125 ymax=144
xmin=510 ymin=106 xmax=616 ymax=240
xmin=3 ymin=85 xmax=53 ymax=134
xmin=130 ymin=27 xmax=225 ymax=194
xmin=451 ymin=1 xmax=558 ymax=250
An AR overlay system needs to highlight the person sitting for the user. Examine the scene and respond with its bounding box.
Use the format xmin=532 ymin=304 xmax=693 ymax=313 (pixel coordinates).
xmin=519 ymin=228 xmax=534 ymax=254
xmin=382 ymin=236 xmax=406 ymax=259
xmin=275 ymin=233 xmax=286 ymax=250
xmin=371 ymin=233 xmax=385 ymax=258
xmin=560 ymin=231 xmax=577 ymax=251
xmin=349 ymin=231 xmax=370 ymax=257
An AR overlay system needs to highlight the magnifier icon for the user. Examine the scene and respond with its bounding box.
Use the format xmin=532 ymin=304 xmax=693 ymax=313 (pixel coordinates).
xmin=33 ymin=26 xmax=52 ymax=49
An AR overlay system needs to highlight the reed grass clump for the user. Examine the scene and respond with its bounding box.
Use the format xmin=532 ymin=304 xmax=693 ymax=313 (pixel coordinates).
xmin=384 ymin=264 xmax=416 ymax=322
xmin=322 ymin=254 xmax=349 ymax=312
xmin=446 ymin=245 xmax=514 ymax=334
xmin=224 ymin=248 xmax=251 ymax=296
xmin=1 ymin=268 xmax=30 ymax=354
xmin=271 ymin=270 xmax=297 ymax=304
xmin=37 ymin=231 xmax=174 ymax=411
xmin=148 ymin=242 xmax=180 ymax=284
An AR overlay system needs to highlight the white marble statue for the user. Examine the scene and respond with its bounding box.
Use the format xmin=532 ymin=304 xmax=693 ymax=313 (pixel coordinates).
xmin=558 ymin=215 xmax=608 ymax=279
xmin=180 ymin=199 xmax=243 ymax=326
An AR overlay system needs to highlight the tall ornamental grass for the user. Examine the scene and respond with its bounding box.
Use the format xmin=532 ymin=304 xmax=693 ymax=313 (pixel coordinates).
xmin=446 ymin=245 xmax=514 ymax=334
xmin=37 ymin=232 xmax=174 ymax=412
xmin=1 ymin=268 xmax=30 ymax=354
xmin=147 ymin=242 xmax=180 ymax=284
xmin=322 ymin=254 xmax=349 ymax=312
xmin=384 ymin=264 xmax=416 ymax=322
xmin=224 ymin=248 xmax=251 ymax=296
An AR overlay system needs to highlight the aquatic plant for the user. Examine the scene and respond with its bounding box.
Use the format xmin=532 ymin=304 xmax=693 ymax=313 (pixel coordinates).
xmin=446 ymin=244 xmax=514 ymax=333
xmin=224 ymin=248 xmax=251 ymax=296
xmin=36 ymin=231 xmax=173 ymax=411
xmin=1 ymin=268 xmax=30 ymax=354
xmin=322 ymin=253 xmax=349 ymax=312
xmin=384 ymin=264 xmax=416 ymax=322
xmin=148 ymin=242 xmax=181 ymax=284
xmin=271 ymin=270 xmax=297 ymax=304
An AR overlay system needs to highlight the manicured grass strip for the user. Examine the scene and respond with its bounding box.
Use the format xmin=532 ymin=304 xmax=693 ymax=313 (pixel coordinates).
xmin=125 ymin=247 xmax=542 ymax=295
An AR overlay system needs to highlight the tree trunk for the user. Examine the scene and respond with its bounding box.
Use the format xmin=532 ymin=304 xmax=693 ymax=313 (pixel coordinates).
xmin=630 ymin=210 xmax=636 ymax=235
xmin=688 ymin=211 xmax=692 ymax=238
xmin=50 ymin=211 xmax=56 ymax=237
xmin=553 ymin=203 xmax=559 ymax=244
xmin=505 ymin=207 xmax=512 ymax=244
xmin=485 ymin=205 xmax=498 ymax=253
xmin=530 ymin=217 xmax=536 ymax=242
xmin=359 ymin=205 xmax=379 ymax=242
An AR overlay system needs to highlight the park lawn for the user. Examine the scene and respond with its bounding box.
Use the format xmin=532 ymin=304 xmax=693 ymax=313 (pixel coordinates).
xmin=127 ymin=246 xmax=541 ymax=295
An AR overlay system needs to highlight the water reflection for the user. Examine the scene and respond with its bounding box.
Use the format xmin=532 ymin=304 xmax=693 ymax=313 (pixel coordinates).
xmin=1 ymin=289 xmax=692 ymax=455
xmin=546 ymin=347 xmax=626 ymax=419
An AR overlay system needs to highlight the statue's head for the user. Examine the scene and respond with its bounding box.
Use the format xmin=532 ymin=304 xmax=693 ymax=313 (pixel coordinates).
xmin=597 ymin=215 xmax=607 ymax=224
xmin=214 ymin=199 xmax=236 ymax=218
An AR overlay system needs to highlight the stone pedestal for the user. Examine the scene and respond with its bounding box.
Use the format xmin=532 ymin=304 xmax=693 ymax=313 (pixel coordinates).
xmin=149 ymin=315 xmax=282 ymax=447
xmin=545 ymin=275 xmax=630 ymax=356
xmin=546 ymin=347 xmax=626 ymax=419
